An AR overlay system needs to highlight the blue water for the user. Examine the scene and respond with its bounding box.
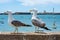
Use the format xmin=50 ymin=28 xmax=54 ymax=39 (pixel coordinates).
xmin=0 ymin=14 xmax=60 ymax=32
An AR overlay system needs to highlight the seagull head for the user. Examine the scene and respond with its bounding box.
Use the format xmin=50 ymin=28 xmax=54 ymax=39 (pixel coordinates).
xmin=6 ymin=10 xmax=12 ymax=15
xmin=29 ymin=8 xmax=38 ymax=15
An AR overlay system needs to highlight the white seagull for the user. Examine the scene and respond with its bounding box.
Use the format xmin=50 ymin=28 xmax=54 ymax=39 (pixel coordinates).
xmin=7 ymin=11 xmax=31 ymax=33
xmin=30 ymin=9 xmax=51 ymax=32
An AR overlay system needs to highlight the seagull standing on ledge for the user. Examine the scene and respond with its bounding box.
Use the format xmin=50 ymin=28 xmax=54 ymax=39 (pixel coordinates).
xmin=30 ymin=9 xmax=51 ymax=32
xmin=7 ymin=11 xmax=31 ymax=33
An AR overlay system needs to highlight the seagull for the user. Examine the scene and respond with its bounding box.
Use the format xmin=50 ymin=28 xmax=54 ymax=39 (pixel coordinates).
xmin=7 ymin=11 xmax=31 ymax=33
xmin=30 ymin=9 xmax=51 ymax=32
xmin=0 ymin=21 xmax=4 ymax=24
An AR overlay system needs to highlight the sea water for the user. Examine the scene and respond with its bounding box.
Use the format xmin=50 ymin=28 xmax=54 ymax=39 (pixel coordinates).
xmin=0 ymin=14 xmax=60 ymax=32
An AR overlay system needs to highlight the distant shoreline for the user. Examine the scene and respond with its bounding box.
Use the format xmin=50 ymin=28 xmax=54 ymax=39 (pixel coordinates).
xmin=0 ymin=12 xmax=60 ymax=15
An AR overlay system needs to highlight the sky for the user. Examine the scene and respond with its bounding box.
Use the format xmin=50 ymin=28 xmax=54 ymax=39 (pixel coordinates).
xmin=0 ymin=0 xmax=60 ymax=13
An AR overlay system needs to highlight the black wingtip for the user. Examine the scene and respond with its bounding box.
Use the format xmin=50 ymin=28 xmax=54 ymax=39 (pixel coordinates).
xmin=44 ymin=27 xmax=51 ymax=31
xmin=27 ymin=25 xmax=32 ymax=26
xmin=25 ymin=24 xmax=32 ymax=27
xmin=47 ymin=29 xmax=51 ymax=31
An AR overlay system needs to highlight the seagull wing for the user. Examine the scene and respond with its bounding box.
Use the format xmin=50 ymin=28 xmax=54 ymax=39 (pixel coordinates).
xmin=32 ymin=19 xmax=45 ymax=27
xmin=11 ymin=20 xmax=32 ymax=27
xmin=32 ymin=19 xmax=51 ymax=31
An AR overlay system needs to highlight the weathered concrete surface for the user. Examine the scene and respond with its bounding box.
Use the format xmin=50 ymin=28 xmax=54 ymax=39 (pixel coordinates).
xmin=0 ymin=32 xmax=60 ymax=40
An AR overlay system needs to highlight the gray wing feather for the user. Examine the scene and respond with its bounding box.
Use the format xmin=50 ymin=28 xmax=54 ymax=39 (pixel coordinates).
xmin=32 ymin=19 xmax=42 ymax=26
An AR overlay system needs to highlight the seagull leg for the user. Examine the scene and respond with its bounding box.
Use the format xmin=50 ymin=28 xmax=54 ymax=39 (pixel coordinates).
xmin=37 ymin=27 xmax=39 ymax=32
xmin=14 ymin=27 xmax=16 ymax=33
xmin=14 ymin=27 xmax=18 ymax=33
xmin=16 ymin=27 xmax=18 ymax=33
xmin=35 ymin=26 xmax=38 ymax=33
xmin=35 ymin=26 xmax=36 ymax=32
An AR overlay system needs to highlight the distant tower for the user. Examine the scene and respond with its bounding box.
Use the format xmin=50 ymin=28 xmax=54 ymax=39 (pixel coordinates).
xmin=52 ymin=8 xmax=56 ymax=29
xmin=53 ymin=8 xmax=54 ymax=13
xmin=44 ymin=10 xmax=46 ymax=13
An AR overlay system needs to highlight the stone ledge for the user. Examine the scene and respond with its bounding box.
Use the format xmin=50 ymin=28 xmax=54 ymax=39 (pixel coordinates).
xmin=0 ymin=32 xmax=60 ymax=40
